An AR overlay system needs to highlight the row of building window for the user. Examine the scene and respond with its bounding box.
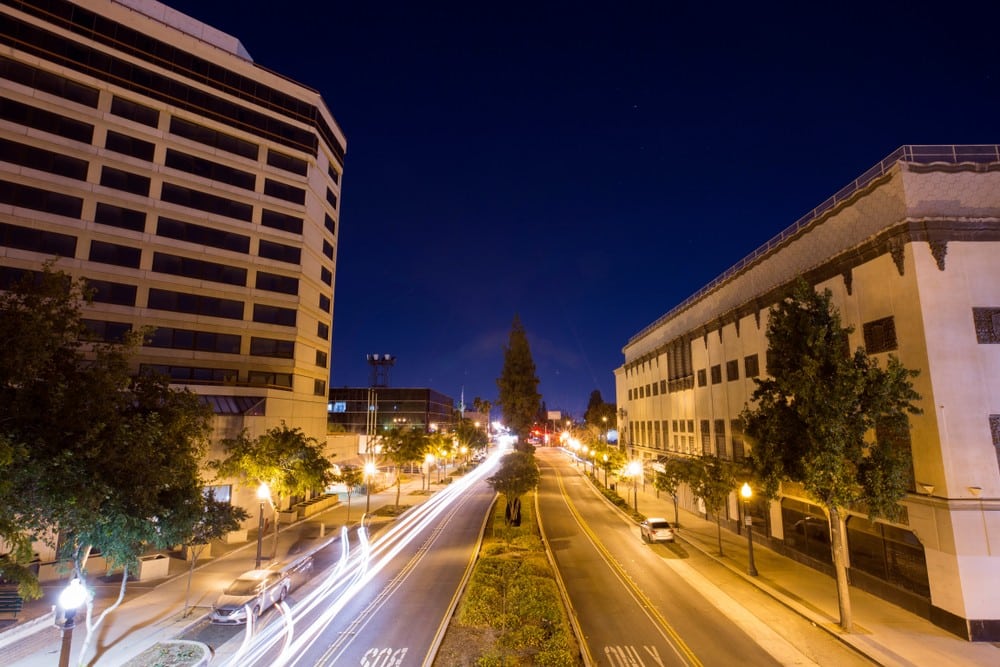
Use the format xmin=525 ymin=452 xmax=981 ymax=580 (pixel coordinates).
xmin=627 ymin=418 xmax=747 ymax=460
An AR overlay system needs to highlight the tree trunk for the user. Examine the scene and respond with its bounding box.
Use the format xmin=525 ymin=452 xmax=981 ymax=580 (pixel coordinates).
xmin=395 ymin=475 xmax=401 ymax=508
xmin=672 ymin=495 xmax=679 ymax=526
xmin=716 ymin=514 xmax=724 ymax=556
xmin=828 ymin=506 xmax=853 ymax=632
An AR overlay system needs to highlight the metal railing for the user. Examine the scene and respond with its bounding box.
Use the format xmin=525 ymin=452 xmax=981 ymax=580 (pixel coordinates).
xmin=628 ymin=144 xmax=1000 ymax=345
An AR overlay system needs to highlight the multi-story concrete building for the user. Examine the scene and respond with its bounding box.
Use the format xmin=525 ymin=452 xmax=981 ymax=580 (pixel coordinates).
xmin=616 ymin=145 xmax=1000 ymax=640
xmin=0 ymin=0 xmax=345 ymax=526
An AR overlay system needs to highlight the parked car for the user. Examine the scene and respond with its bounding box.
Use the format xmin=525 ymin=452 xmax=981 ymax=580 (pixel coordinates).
xmin=639 ymin=517 xmax=676 ymax=543
xmin=209 ymin=569 xmax=290 ymax=624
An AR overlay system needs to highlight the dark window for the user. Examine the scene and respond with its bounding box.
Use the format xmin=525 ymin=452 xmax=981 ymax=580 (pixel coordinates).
xmin=744 ymin=354 xmax=760 ymax=378
xmin=0 ymin=96 xmax=93 ymax=142
xmin=687 ymin=419 xmax=694 ymax=432
xmin=110 ymin=96 xmax=159 ymax=127
xmin=726 ymin=359 xmax=739 ymax=381
xmin=659 ymin=379 xmax=666 ymax=394
xmin=85 ymin=278 xmax=136 ymax=306
xmin=147 ymin=327 xmax=240 ymax=354
xmin=314 ymin=378 xmax=327 ymax=396
xmin=714 ymin=419 xmax=727 ymax=458
xmin=156 ymin=217 xmax=249 ymax=253
xmin=0 ymin=137 xmax=88 ymax=180
xmin=152 ymin=252 xmax=247 ymax=286
xmin=263 ymin=178 xmax=305 ymax=205
xmin=164 ymin=149 xmax=255 ymax=190
xmin=94 ymin=203 xmax=146 ymax=232
xmin=322 ymin=240 xmax=334 ymax=259
xmin=781 ymin=499 xmax=831 ymax=564
xmin=104 ymin=130 xmax=155 ymax=161
xmin=248 ymin=371 xmax=293 ymax=388
xmin=267 ymin=149 xmax=307 ymax=176
xmin=89 ymin=240 xmax=141 ymax=268
xmin=316 ymin=350 xmax=328 ymax=367
xmin=324 ymin=213 xmax=336 ymax=235
xmin=320 ymin=267 xmax=332 ymax=285
xmin=319 ymin=294 xmax=331 ymax=312
xmin=252 ymin=304 xmax=296 ymax=327
xmin=249 ymin=336 xmax=294 ymax=358
xmin=255 ymin=271 xmax=298 ymax=295
xmin=82 ymin=319 xmax=131 ymax=342
xmin=147 ymin=288 xmax=243 ymax=319
xmin=161 ymin=182 xmax=253 ymax=221
xmin=731 ymin=419 xmax=745 ymax=460
xmin=260 ymin=209 xmax=303 ymax=235
xmin=169 ymin=117 xmax=258 ymax=160
xmin=876 ymin=417 xmax=916 ymax=493
xmin=326 ymin=188 xmax=337 ymax=209
xmin=697 ymin=369 xmax=707 ymax=387
xmin=847 ymin=518 xmax=929 ymax=597
xmin=0 ymin=179 xmax=82 ymax=218
xmin=140 ymin=364 xmax=237 ymax=385
xmin=973 ymin=308 xmax=1000 ymax=344
xmin=0 ymin=55 xmax=99 ymax=107
xmin=100 ymin=166 xmax=150 ymax=196
xmin=327 ymin=164 xmax=340 ymax=184
xmin=990 ymin=415 xmax=1000 ymax=472
xmin=258 ymin=239 xmax=301 ymax=265
xmin=317 ymin=322 xmax=329 ymax=340
xmin=710 ymin=365 xmax=722 ymax=384
xmin=651 ymin=382 xmax=659 ymax=396
xmin=863 ymin=316 xmax=898 ymax=353
xmin=0 ymin=221 xmax=76 ymax=256
xmin=701 ymin=420 xmax=711 ymax=455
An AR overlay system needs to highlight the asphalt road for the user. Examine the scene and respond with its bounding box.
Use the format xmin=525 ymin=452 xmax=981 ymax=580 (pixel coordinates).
xmin=534 ymin=447 xmax=873 ymax=667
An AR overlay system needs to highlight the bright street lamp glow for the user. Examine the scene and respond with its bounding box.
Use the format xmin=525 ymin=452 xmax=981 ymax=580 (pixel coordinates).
xmin=59 ymin=577 xmax=87 ymax=610
xmin=626 ymin=460 xmax=642 ymax=477
xmin=257 ymin=482 xmax=271 ymax=502
xmin=741 ymin=482 xmax=752 ymax=499
xmin=363 ymin=461 xmax=377 ymax=477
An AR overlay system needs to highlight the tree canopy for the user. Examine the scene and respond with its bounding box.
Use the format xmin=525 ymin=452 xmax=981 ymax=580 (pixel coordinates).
xmin=382 ymin=426 xmax=428 ymax=506
xmin=496 ymin=315 xmax=541 ymax=446
xmin=486 ymin=451 xmax=540 ymax=527
xmin=740 ymin=280 xmax=921 ymax=630
xmin=583 ymin=390 xmax=616 ymax=429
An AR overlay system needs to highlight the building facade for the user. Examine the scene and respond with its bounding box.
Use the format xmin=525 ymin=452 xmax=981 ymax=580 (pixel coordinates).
xmin=616 ymin=145 xmax=1000 ymax=640
xmin=328 ymin=387 xmax=455 ymax=435
xmin=0 ymin=0 xmax=345 ymax=525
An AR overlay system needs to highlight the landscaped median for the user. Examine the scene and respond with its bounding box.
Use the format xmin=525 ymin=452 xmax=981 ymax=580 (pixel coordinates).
xmin=434 ymin=492 xmax=582 ymax=666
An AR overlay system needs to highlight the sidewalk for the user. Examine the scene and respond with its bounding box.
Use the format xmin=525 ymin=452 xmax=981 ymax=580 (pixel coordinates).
xmin=619 ymin=469 xmax=999 ymax=667
xmin=0 ymin=474 xmax=436 ymax=666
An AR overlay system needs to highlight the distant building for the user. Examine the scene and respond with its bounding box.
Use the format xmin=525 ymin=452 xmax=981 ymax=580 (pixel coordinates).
xmin=616 ymin=145 xmax=1000 ymax=641
xmin=0 ymin=0 xmax=345 ymax=536
xmin=328 ymin=387 xmax=455 ymax=435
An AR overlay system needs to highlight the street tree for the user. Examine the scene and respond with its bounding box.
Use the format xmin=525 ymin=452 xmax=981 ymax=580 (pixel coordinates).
xmin=653 ymin=457 xmax=688 ymax=526
xmin=684 ymin=456 xmax=741 ymax=556
xmin=472 ymin=396 xmax=493 ymax=430
xmin=338 ymin=466 xmax=364 ymax=523
xmin=182 ymin=494 xmax=249 ymax=616
xmin=487 ymin=451 xmax=540 ymax=526
xmin=0 ymin=267 xmax=236 ymax=657
xmin=454 ymin=418 xmax=488 ymax=456
xmin=382 ymin=426 xmax=428 ymax=506
xmin=740 ymin=280 xmax=921 ymax=632
xmin=212 ymin=423 xmax=333 ymax=559
xmin=583 ymin=390 xmax=616 ymax=429
xmin=496 ymin=315 xmax=541 ymax=447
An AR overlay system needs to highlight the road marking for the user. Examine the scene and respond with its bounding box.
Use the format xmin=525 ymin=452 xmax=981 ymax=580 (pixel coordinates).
xmin=361 ymin=647 xmax=408 ymax=666
xmin=604 ymin=645 xmax=667 ymax=666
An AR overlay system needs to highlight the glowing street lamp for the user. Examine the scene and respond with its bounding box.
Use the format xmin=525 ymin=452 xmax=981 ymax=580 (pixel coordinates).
xmin=740 ymin=482 xmax=759 ymax=577
xmin=602 ymin=453 xmax=609 ymax=487
xmin=424 ymin=453 xmax=435 ymax=490
xmin=626 ymin=460 xmax=642 ymax=513
xmin=58 ymin=577 xmax=87 ymax=667
xmin=254 ymin=482 xmax=271 ymax=569
xmin=364 ymin=461 xmax=378 ymax=513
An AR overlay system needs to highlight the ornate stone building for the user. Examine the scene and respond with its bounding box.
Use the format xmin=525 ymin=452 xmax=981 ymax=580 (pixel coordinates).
xmin=616 ymin=145 xmax=1000 ymax=640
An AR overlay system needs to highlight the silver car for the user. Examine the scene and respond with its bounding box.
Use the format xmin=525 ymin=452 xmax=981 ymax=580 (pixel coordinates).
xmin=209 ymin=569 xmax=290 ymax=624
xmin=639 ymin=517 xmax=676 ymax=543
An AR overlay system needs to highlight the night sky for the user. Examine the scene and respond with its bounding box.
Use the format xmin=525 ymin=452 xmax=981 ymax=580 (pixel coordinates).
xmin=164 ymin=0 xmax=999 ymax=417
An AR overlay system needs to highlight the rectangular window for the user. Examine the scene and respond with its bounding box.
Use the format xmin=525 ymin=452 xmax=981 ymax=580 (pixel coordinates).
xmin=0 ymin=55 xmax=99 ymax=107
xmin=161 ymin=182 xmax=253 ymax=221
xmin=973 ymin=308 xmax=1000 ymax=344
xmin=249 ymin=336 xmax=295 ymax=358
xmin=100 ymin=166 xmax=150 ymax=196
xmin=744 ymin=354 xmax=760 ymax=378
xmin=165 ymin=149 xmax=255 ymax=190
xmin=314 ymin=379 xmax=327 ymax=396
xmin=324 ymin=213 xmax=336 ymax=235
xmin=321 ymin=267 xmax=332 ymax=285
xmin=701 ymin=420 xmax=711 ymax=455
xmin=319 ymin=294 xmax=331 ymax=312
xmin=697 ymin=369 xmax=707 ymax=387
xmin=260 ymin=209 xmax=303 ymax=235
xmin=328 ymin=164 xmax=340 ymax=184
xmin=316 ymin=350 xmax=328 ymax=367
xmin=317 ymin=322 xmax=329 ymax=340
xmin=863 ymin=316 xmax=898 ymax=353
xmin=990 ymin=415 xmax=1000 ymax=472
xmin=247 ymin=371 xmax=293 ymax=388
xmin=141 ymin=364 xmax=237 ymax=385
xmin=85 ymin=279 xmax=137 ymax=306
xmin=258 ymin=239 xmax=301 ymax=265
xmin=651 ymin=382 xmax=659 ymax=396
xmin=0 ymin=137 xmax=88 ymax=180
xmin=147 ymin=288 xmax=243 ymax=319
xmin=0 ymin=221 xmax=77 ymax=257
xmin=105 ymin=130 xmax=155 ymax=161
xmin=326 ymin=188 xmax=338 ymax=209
xmin=82 ymin=319 xmax=131 ymax=342
xmin=714 ymin=419 xmax=727 ymax=458
xmin=322 ymin=240 xmax=334 ymax=259
xmin=252 ymin=304 xmax=296 ymax=327
xmin=152 ymin=252 xmax=247 ymax=286
xmin=110 ymin=96 xmax=159 ymax=127
xmin=710 ymin=365 xmax=722 ymax=384
xmin=0 ymin=96 xmax=93 ymax=143
xmin=876 ymin=418 xmax=916 ymax=493
xmin=169 ymin=117 xmax=258 ymax=160
xmin=94 ymin=202 xmax=146 ymax=232
xmin=156 ymin=217 xmax=250 ymax=253
xmin=726 ymin=359 xmax=739 ymax=381
xmin=264 ymin=178 xmax=306 ymax=205
xmin=255 ymin=271 xmax=298 ymax=295
xmin=89 ymin=240 xmax=141 ymax=268
xmin=731 ymin=419 xmax=745 ymax=460
xmin=659 ymin=379 xmax=666 ymax=394
xmin=147 ymin=327 xmax=240 ymax=354
xmin=687 ymin=419 xmax=694 ymax=433
xmin=0 ymin=179 xmax=82 ymax=219
xmin=267 ymin=149 xmax=308 ymax=176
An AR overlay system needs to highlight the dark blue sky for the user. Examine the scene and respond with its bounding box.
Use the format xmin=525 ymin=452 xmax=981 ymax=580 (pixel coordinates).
xmin=166 ymin=0 xmax=999 ymax=417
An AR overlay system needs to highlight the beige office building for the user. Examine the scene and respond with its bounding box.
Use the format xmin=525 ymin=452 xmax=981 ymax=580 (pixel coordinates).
xmin=616 ymin=145 xmax=1000 ymax=640
xmin=0 ymin=0 xmax=345 ymax=522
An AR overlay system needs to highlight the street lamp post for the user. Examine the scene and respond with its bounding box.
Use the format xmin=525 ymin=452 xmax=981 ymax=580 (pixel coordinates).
xmin=364 ymin=461 xmax=377 ymax=513
xmin=626 ymin=460 xmax=642 ymax=513
xmin=740 ymin=482 xmax=759 ymax=577
xmin=602 ymin=454 xmax=608 ymax=488
xmin=58 ymin=577 xmax=87 ymax=667
xmin=424 ymin=453 xmax=434 ymax=490
xmin=254 ymin=482 xmax=270 ymax=569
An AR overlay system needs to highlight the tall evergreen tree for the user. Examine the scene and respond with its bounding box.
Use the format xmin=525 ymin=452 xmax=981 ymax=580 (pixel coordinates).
xmin=741 ymin=280 xmax=921 ymax=632
xmin=496 ymin=315 xmax=541 ymax=447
